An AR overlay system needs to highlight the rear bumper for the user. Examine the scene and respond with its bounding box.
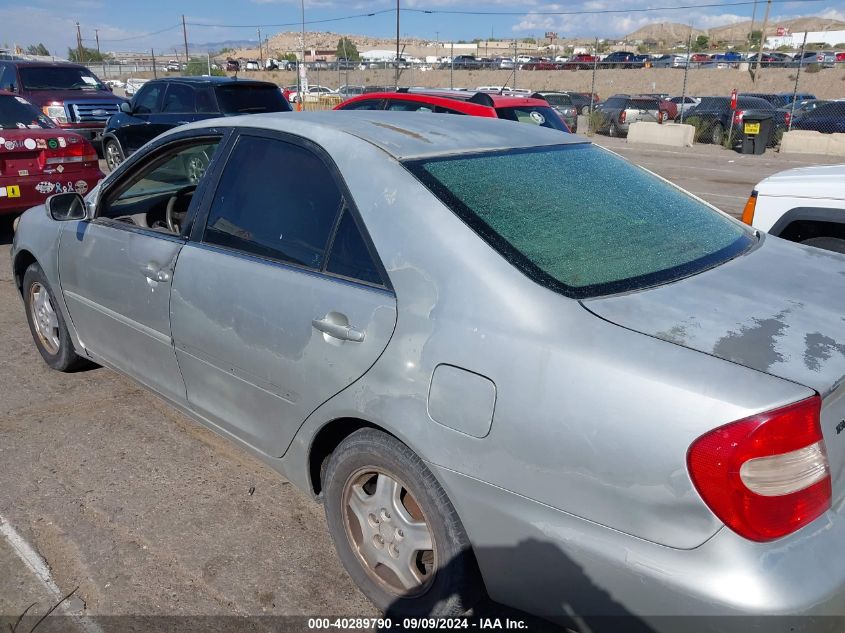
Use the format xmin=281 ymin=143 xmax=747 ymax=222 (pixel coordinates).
xmin=431 ymin=464 xmax=845 ymax=632
xmin=58 ymin=126 xmax=106 ymax=149
xmin=0 ymin=171 xmax=103 ymax=216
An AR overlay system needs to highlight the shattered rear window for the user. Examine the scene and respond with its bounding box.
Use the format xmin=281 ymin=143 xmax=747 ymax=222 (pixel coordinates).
xmin=406 ymin=144 xmax=754 ymax=298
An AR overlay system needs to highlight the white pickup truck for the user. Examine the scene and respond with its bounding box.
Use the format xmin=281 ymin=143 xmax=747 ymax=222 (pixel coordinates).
xmin=743 ymin=164 xmax=845 ymax=253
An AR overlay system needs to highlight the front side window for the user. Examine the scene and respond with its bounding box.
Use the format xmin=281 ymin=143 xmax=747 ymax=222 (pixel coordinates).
xmin=386 ymin=100 xmax=434 ymax=112
xmin=339 ymin=99 xmax=384 ymax=111
xmin=406 ymin=144 xmax=754 ymax=298
xmin=100 ymin=140 xmax=220 ymax=234
xmin=133 ymin=83 xmax=164 ymax=114
xmin=204 ymin=136 xmax=343 ymax=270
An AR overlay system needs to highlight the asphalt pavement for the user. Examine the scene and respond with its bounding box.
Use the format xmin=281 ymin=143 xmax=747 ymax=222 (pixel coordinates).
xmin=1 ymin=141 xmax=842 ymax=629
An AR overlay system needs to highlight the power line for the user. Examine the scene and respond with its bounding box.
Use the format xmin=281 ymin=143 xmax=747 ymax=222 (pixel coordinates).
xmin=186 ymin=9 xmax=394 ymax=29
xmin=81 ymin=23 xmax=181 ymax=43
xmin=403 ymin=0 xmax=825 ymax=16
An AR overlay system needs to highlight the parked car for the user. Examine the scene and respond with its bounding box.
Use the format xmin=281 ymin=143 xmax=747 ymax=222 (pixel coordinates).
xmin=14 ymin=111 xmax=845 ymax=629
xmin=449 ymin=55 xmax=484 ymax=70
xmin=335 ymin=90 xmax=570 ymax=132
xmin=743 ymin=92 xmax=816 ymax=109
xmin=245 ymin=60 xmax=260 ymax=71
xmin=652 ymin=54 xmax=688 ymax=68
xmin=751 ymin=52 xmax=792 ymax=67
xmin=688 ymin=53 xmax=710 ymax=64
xmin=668 ymin=95 xmax=700 ymax=117
xmin=791 ymin=101 xmax=845 ymax=134
xmin=685 ymin=95 xmax=789 ymax=146
xmin=602 ymin=51 xmax=639 ymax=68
xmin=104 ymin=79 xmax=125 ymax=90
xmin=521 ymin=60 xmax=563 ymax=71
xmin=778 ymin=98 xmax=829 ymax=122
xmin=495 ymin=57 xmax=515 ymax=70
xmin=102 ymin=77 xmax=290 ymax=170
xmin=562 ymin=53 xmax=597 ymax=70
xmin=0 ymin=91 xmax=102 ymax=216
xmin=166 ymin=60 xmax=181 ymax=72
xmin=226 ymin=59 xmax=240 ymax=72
xmin=0 ymin=60 xmax=125 ymax=151
xmin=565 ymin=91 xmax=601 ymax=115
xmin=595 ymin=95 xmax=664 ymax=136
xmin=288 ymin=85 xmax=335 ymax=103
xmin=336 ymin=85 xmax=366 ymax=99
xmin=790 ymin=51 xmax=834 ymax=67
xmin=531 ymin=92 xmax=578 ymax=131
xmin=742 ymin=164 xmax=845 ymax=253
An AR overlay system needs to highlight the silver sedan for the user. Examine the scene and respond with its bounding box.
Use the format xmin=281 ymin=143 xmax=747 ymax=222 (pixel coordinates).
xmin=10 ymin=112 xmax=845 ymax=629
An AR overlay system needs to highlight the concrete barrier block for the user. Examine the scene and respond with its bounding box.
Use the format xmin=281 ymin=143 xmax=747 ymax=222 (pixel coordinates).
xmin=781 ymin=130 xmax=845 ymax=156
xmin=576 ymin=114 xmax=591 ymax=134
xmin=627 ymin=122 xmax=694 ymax=147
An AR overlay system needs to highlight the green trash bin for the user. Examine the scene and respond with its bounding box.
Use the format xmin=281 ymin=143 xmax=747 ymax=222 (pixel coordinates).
xmin=739 ymin=114 xmax=774 ymax=155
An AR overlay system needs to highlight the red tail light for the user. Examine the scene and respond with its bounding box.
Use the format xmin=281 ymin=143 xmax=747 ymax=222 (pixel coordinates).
xmin=44 ymin=138 xmax=98 ymax=166
xmin=733 ymin=109 xmax=745 ymax=126
xmin=784 ymin=111 xmax=792 ymax=127
xmin=688 ymin=396 xmax=831 ymax=542
xmin=619 ymin=110 xmax=626 ymax=124
xmin=658 ymin=110 xmax=666 ymax=123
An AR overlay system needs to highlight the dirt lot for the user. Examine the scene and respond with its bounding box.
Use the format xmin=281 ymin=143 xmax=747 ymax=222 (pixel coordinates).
xmin=0 ymin=142 xmax=840 ymax=629
xmin=117 ymin=67 xmax=845 ymax=99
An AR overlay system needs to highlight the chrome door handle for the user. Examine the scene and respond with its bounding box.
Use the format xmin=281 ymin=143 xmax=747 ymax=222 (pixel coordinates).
xmin=312 ymin=317 xmax=365 ymax=342
xmin=141 ymin=266 xmax=171 ymax=283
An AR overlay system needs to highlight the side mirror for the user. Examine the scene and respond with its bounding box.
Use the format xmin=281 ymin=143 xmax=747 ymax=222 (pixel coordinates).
xmin=47 ymin=193 xmax=87 ymax=221
xmin=119 ymin=101 xmax=132 ymax=114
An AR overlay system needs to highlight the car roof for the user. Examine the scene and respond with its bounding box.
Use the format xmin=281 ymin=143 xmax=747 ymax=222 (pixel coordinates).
xmin=145 ymin=76 xmax=275 ymax=86
xmin=178 ymin=110 xmax=587 ymax=161
xmin=397 ymin=89 xmax=549 ymax=108
xmin=0 ymin=60 xmax=89 ymax=68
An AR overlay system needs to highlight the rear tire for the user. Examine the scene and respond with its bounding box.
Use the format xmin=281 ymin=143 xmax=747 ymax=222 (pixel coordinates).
xmin=608 ymin=121 xmax=620 ymax=137
xmin=710 ymin=123 xmax=725 ymax=145
xmin=801 ymin=236 xmax=845 ymax=254
xmin=323 ymin=429 xmax=482 ymax=618
xmin=23 ymin=263 xmax=86 ymax=372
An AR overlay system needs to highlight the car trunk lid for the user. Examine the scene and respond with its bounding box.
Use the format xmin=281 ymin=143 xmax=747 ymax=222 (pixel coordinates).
xmin=583 ymin=235 xmax=845 ymax=505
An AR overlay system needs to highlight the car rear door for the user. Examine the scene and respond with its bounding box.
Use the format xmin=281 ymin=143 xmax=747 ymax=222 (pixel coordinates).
xmin=122 ymin=82 xmax=166 ymax=154
xmin=170 ymin=131 xmax=397 ymax=456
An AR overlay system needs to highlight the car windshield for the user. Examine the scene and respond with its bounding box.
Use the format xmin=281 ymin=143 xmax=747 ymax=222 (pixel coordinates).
xmin=406 ymin=144 xmax=754 ymax=298
xmin=629 ymin=99 xmax=659 ymax=110
xmin=19 ymin=66 xmax=105 ymax=90
xmin=495 ymin=106 xmax=569 ymax=131
xmin=0 ymin=95 xmax=55 ymax=129
xmin=215 ymin=84 xmax=290 ymax=113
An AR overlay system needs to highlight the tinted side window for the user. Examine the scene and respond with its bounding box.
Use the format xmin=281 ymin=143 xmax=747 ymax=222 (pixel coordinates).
xmin=204 ymin=136 xmax=343 ymax=270
xmin=340 ymin=99 xmax=384 ymax=111
xmin=386 ymin=100 xmax=434 ymax=112
xmin=163 ymin=83 xmax=195 ymax=113
xmin=604 ymin=98 xmax=625 ymax=108
xmin=0 ymin=65 xmax=16 ymax=91
xmin=133 ymin=83 xmax=164 ymax=113
xmin=327 ymin=211 xmax=383 ymax=286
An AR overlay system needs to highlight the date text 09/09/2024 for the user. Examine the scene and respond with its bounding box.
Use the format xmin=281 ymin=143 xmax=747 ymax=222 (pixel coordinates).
xmin=307 ymin=618 xmax=529 ymax=629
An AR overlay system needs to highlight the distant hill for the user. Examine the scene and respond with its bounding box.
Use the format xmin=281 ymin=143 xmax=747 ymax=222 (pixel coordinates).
xmin=625 ymin=16 xmax=845 ymax=45
xmin=624 ymin=22 xmax=705 ymax=44
xmin=708 ymin=17 xmax=845 ymax=43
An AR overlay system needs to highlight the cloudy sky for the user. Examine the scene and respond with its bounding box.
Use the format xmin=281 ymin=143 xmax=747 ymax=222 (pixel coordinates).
xmin=2 ymin=0 xmax=843 ymax=55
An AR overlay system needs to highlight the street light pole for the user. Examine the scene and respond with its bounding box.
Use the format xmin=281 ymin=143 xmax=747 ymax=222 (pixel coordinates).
xmin=395 ymin=0 xmax=400 ymax=89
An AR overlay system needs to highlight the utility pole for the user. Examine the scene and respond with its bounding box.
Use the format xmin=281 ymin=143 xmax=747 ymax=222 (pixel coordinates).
xmin=747 ymin=0 xmax=759 ymax=59
xmin=76 ymin=22 xmax=84 ymax=63
xmin=151 ymin=48 xmax=157 ymax=78
xmin=753 ymin=0 xmax=771 ymax=80
xmin=680 ymin=28 xmax=693 ymax=124
xmin=395 ymin=0 xmax=400 ymax=89
xmin=258 ymin=27 xmax=263 ymax=69
xmin=298 ymin=0 xmax=305 ymax=111
xmin=95 ymin=29 xmax=101 ymax=56
xmin=182 ymin=14 xmax=189 ymax=64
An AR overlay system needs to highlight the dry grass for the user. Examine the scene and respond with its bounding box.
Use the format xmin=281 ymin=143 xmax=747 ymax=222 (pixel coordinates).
xmin=114 ymin=67 xmax=845 ymax=100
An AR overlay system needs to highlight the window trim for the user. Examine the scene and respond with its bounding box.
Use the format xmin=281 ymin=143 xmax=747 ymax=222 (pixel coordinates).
xmin=196 ymin=127 xmax=392 ymax=292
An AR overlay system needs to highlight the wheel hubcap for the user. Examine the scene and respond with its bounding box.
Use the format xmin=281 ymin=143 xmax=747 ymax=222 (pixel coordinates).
xmin=106 ymin=143 xmax=121 ymax=170
xmin=343 ymin=469 xmax=436 ymax=596
xmin=29 ymin=283 xmax=60 ymax=355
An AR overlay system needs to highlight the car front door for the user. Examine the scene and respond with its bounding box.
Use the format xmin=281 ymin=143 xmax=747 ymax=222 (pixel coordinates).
xmin=122 ymin=82 xmax=166 ymax=154
xmin=170 ymin=131 xmax=397 ymax=456
xmin=58 ymin=134 xmax=225 ymax=402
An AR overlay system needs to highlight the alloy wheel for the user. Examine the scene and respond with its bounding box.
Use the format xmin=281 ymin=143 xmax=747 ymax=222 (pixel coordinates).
xmin=29 ymin=282 xmax=60 ymax=355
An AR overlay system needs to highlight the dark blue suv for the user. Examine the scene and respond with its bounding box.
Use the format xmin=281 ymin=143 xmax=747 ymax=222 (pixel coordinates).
xmin=103 ymin=77 xmax=290 ymax=170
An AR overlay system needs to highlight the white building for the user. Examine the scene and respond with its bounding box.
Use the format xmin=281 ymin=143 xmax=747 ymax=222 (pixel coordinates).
xmin=765 ymin=29 xmax=845 ymax=49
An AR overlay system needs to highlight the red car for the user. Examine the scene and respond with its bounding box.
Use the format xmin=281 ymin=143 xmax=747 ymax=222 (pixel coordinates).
xmin=334 ymin=90 xmax=571 ymax=132
xmin=522 ymin=60 xmax=564 ymax=71
xmin=562 ymin=54 xmax=598 ymax=70
xmin=0 ymin=91 xmax=102 ymax=216
xmin=689 ymin=53 xmax=710 ymax=63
